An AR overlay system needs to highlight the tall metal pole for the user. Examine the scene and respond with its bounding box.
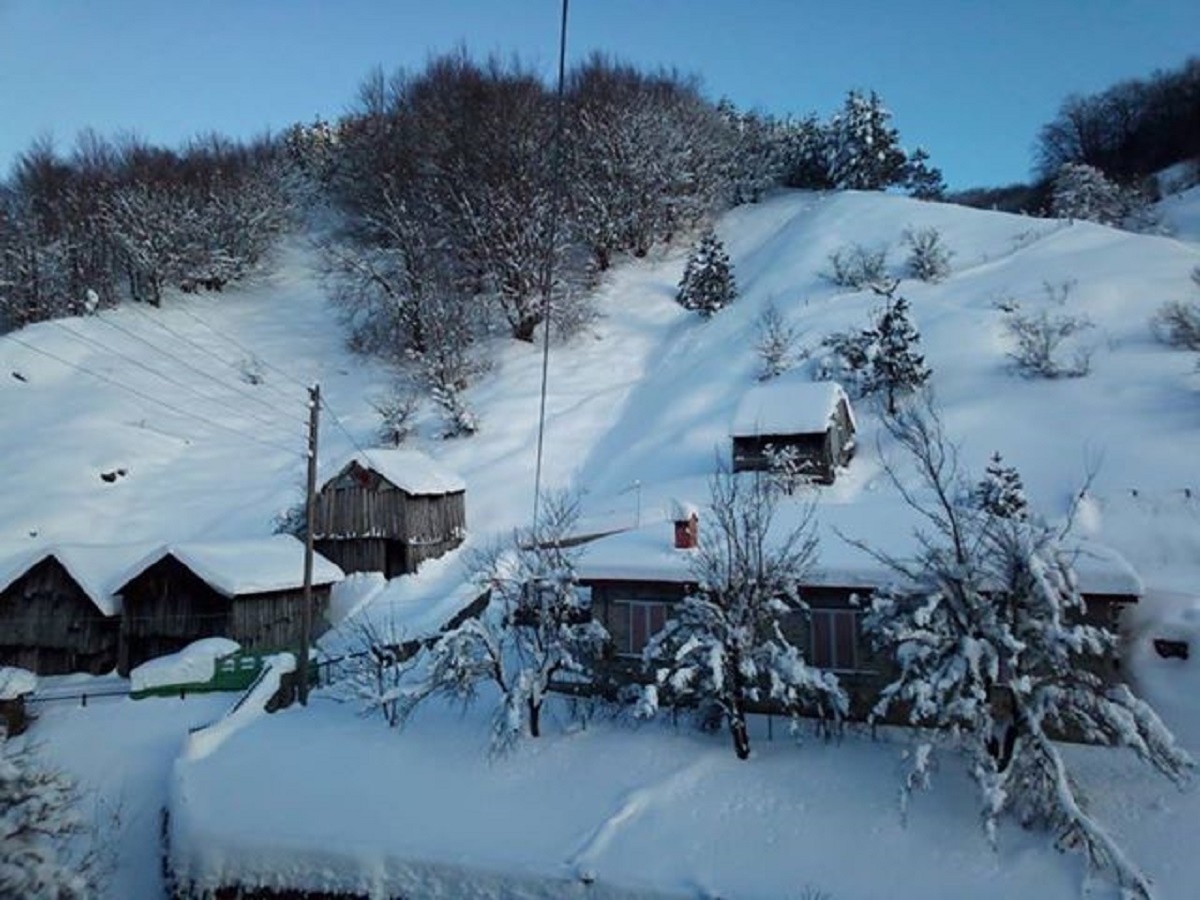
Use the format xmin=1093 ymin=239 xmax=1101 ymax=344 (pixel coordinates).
xmin=298 ymin=383 xmax=320 ymax=705
xmin=531 ymin=0 xmax=570 ymax=536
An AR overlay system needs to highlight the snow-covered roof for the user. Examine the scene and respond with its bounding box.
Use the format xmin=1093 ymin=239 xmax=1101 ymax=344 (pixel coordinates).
xmin=326 ymin=448 xmax=466 ymax=496
xmin=575 ymin=522 xmax=698 ymax=583
xmin=117 ymin=535 xmax=344 ymax=599
xmin=0 ymin=541 xmax=160 ymax=616
xmin=731 ymin=379 xmax=853 ymax=437
xmin=575 ymin=499 xmax=1142 ymax=598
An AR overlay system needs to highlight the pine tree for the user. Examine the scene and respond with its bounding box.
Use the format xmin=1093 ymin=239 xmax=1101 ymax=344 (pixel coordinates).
xmin=858 ymin=407 xmax=1192 ymax=900
xmin=903 ymin=147 xmax=946 ymax=200
xmin=638 ymin=472 xmax=847 ymax=759
xmin=828 ymin=90 xmax=908 ymax=191
xmin=972 ymin=452 xmax=1028 ymax=521
xmin=676 ymin=228 xmax=737 ymax=317
xmin=0 ymin=734 xmax=94 ymax=898
xmin=865 ymin=282 xmax=931 ymax=415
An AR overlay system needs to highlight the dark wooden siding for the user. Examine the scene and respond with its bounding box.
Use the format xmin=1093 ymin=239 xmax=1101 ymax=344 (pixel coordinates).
xmin=731 ymin=399 xmax=856 ymax=485
xmin=118 ymin=555 xmax=332 ymax=674
xmin=313 ymin=463 xmax=466 ymax=577
xmin=0 ymin=557 xmax=117 ymax=675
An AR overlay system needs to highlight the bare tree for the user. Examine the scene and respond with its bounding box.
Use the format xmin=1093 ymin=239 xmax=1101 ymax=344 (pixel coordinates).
xmin=384 ymin=493 xmax=607 ymax=752
xmin=639 ymin=471 xmax=847 ymax=759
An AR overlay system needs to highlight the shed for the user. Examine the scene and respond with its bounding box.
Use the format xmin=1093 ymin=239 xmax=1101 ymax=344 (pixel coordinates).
xmin=313 ymin=449 xmax=466 ymax=578
xmin=0 ymin=543 xmax=150 ymax=675
xmin=114 ymin=535 xmax=343 ymax=675
xmin=731 ymin=380 xmax=855 ymax=484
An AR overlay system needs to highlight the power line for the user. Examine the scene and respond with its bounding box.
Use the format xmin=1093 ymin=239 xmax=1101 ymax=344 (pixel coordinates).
xmin=172 ymin=300 xmax=316 ymax=395
xmin=94 ymin=307 xmax=305 ymax=417
xmin=119 ymin=299 xmax=303 ymax=408
xmin=2 ymin=331 xmax=306 ymax=457
xmin=46 ymin=318 xmax=306 ymax=440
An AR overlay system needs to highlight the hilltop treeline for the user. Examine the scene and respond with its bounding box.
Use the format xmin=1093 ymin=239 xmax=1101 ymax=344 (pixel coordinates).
xmin=1036 ymin=57 xmax=1200 ymax=185
xmin=953 ymin=57 xmax=1200 ymax=215
xmin=0 ymin=132 xmax=291 ymax=330
xmin=1 ymin=51 xmax=939 ymax=338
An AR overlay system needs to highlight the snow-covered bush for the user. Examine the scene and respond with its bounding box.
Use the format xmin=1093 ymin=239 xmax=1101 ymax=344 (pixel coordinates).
xmin=1151 ymin=299 xmax=1200 ymax=351
xmin=1003 ymin=307 xmax=1093 ymax=378
xmin=902 ymin=227 xmax=953 ymax=283
xmin=0 ymin=734 xmax=98 ymax=898
xmin=825 ymin=243 xmax=888 ymax=291
xmin=384 ymin=493 xmax=607 ymax=752
xmin=815 ymin=327 xmax=873 ymax=396
xmin=371 ymin=387 xmax=420 ymax=446
xmin=335 ymin=614 xmax=414 ymax=728
xmin=754 ymin=302 xmax=804 ymax=380
xmin=858 ymin=405 xmax=1192 ymax=900
xmin=677 ymin=228 xmax=737 ymax=317
xmin=639 ymin=472 xmax=847 ymax=759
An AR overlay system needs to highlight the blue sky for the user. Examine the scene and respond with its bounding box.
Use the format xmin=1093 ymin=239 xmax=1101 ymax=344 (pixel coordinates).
xmin=1 ymin=0 xmax=1197 ymax=189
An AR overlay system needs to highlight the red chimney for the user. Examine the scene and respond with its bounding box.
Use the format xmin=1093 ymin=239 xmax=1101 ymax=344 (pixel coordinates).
xmin=671 ymin=500 xmax=699 ymax=550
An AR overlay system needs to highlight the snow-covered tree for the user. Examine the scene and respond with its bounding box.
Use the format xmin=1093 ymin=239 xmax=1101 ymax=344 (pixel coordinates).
xmin=903 ymin=147 xmax=946 ymax=200
xmin=0 ymin=734 xmax=96 ymax=898
xmin=387 ymin=493 xmax=607 ymax=752
xmin=828 ymin=90 xmax=908 ymax=191
xmin=677 ymin=228 xmax=737 ymax=317
xmin=864 ymin=282 xmax=932 ymax=415
xmin=1050 ymin=162 xmax=1131 ymax=226
xmin=972 ymin=452 xmax=1028 ymax=521
xmin=858 ymin=406 xmax=1192 ymax=899
xmin=779 ymin=114 xmax=834 ymax=190
xmin=639 ymin=472 xmax=847 ymax=759
xmin=754 ymin=302 xmax=803 ymax=381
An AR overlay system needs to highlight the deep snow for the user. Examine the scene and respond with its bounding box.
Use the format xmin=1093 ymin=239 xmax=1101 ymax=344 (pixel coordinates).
xmin=5 ymin=186 xmax=1200 ymax=897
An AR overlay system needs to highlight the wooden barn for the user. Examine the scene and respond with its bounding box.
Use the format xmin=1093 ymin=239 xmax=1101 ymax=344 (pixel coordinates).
xmin=731 ymin=380 xmax=855 ymax=484
xmin=313 ymin=449 xmax=466 ymax=578
xmin=115 ymin=535 xmax=343 ymax=675
xmin=0 ymin=544 xmax=150 ymax=675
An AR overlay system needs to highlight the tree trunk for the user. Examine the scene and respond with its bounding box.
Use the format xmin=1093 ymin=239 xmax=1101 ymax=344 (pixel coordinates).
xmin=729 ymin=699 xmax=751 ymax=760
xmin=528 ymin=696 xmax=541 ymax=738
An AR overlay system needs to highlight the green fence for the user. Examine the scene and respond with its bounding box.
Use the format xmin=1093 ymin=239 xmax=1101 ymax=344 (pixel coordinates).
xmin=130 ymin=650 xmax=271 ymax=700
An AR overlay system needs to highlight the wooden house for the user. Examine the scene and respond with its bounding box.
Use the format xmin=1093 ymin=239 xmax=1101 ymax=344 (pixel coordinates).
xmin=115 ymin=535 xmax=343 ymax=675
xmin=731 ymin=380 xmax=855 ymax=484
xmin=0 ymin=544 xmax=148 ymax=675
xmin=576 ymin=501 xmax=1142 ymax=721
xmin=313 ymin=449 xmax=466 ymax=578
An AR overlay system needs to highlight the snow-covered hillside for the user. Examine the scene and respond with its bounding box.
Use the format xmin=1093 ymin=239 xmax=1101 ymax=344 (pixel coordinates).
xmin=6 ymin=188 xmax=1200 ymax=898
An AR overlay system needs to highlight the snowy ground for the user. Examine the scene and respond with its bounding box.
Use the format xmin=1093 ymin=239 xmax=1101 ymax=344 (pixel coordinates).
xmin=6 ymin=185 xmax=1200 ymax=896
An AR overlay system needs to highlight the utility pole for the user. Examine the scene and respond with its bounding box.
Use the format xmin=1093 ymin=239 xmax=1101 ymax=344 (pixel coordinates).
xmin=298 ymin=383 xmax=320 ymax=705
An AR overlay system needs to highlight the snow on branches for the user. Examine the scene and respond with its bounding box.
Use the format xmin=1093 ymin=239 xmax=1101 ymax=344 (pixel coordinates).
xmin=0 ymin=734 xmax=97 ymax=899
xmin=640 ymin=471 xmax=846 ymax=759
xmin=677 ymin=228 xmax=737 ymax=318
xmin=857 ymin=403 xmax=1191 ymax=899
xmin=381 ymin=493 xmax=607 ymax=753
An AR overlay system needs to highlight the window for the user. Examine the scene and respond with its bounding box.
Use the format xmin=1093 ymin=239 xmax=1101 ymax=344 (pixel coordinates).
xmin=612 ymin=600 xmax=671 ymax=657
xmin=809 ymin=608 xmax=862 ymax=672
